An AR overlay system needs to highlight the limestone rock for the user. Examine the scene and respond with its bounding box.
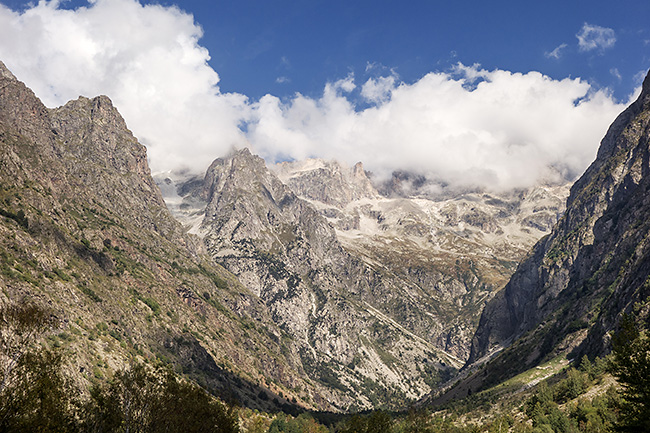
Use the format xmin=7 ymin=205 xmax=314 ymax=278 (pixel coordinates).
xmin=270 ymin=157 xmax=569 ymax=361
xmin=175 ymin=149 xmax=464 ymax=410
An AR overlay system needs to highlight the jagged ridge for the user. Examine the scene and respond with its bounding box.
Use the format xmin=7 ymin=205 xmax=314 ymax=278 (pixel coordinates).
xmin=178 ymin=149 xmax=461 ymax=411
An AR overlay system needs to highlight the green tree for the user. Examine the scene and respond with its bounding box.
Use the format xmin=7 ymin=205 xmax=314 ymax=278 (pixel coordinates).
xmin=85 ymin=362 xmax=239 ymax=433
xmin=487 ymin=414 xmax=513 ymax=433
xmin=554 ymin=368 xmax=588 ymax=403
xmin=399 ymin=409 xmax=434 ymax=433
xmin=268 ymin=413 xmax=328 ymax=433
xmin=339 ymin=411 xmax=393 ymax=433
xmin=339 ymin=414 xmax=366 ymax=433
xmin=609 ymin=314 xmax=650 ymax=432
xmin=367 ymin=411 xmax=393 ymax=433
xmin=150 ymin=367 xmax=239 ymax=433
xmin=0 ymin=302 xmax=55 ymax=395
xmin=0 ymin=348 xmax=77 ymax=432
xmin=0 ymin=302 xmax=75 ymax=432
xmin=578 ymin=356 xmax=594 ymax=379
xmin=84 ymin=363 xmax=156 ymax=432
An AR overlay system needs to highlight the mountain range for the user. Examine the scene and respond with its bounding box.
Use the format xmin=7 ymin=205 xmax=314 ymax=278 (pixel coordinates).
xmin=155 ymin=138 xmax=568 ymax=409
xmin=1 ymin=58 xmax=649 ymax=417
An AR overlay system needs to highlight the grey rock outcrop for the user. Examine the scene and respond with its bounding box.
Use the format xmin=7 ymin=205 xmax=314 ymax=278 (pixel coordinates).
xmin=0 ymin=61 xmax=16 ymax=80
xmin=169 ymin=147 xmax=570 ymax=409
xmin=274 ymin=159 xmax=379 ymax=207
xmin=178 ymin=149 xmax=462 ymax=410
xmin=272 ymin=158 xmax=569 ymax=361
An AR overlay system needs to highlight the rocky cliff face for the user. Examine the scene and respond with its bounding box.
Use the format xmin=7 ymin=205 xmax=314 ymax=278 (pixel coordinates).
xmin=271 ymin=158 xmax=569 ymax=360
xmin=274 ymin=159 xmax=379 ymax=208
xmin=165 ymin=142 xmax=569 ymax=409
xmin=468 ymin=70 xmax=650 ymax=379
xmin=175 ymin=149 xmax=461 ymax=411
xmin=0 ymin=60 xmax=349 ymax=413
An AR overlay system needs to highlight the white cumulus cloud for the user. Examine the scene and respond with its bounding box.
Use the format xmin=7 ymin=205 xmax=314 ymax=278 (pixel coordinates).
xmin=0 ymin=0 xmax=628 ymax=193
xmin=0 ymin=0 xmax=250 ymax=174
xmin=248 ymin=66 xmax=625 ymax=191
xmin=361 ymin=75 xmax=396 ymax=104
xmin=576 ymin=23 xmax=616 ymax=53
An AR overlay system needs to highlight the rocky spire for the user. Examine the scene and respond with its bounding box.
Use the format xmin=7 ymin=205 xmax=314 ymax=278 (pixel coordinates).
xmin=0 ymin=60 xmax=17 ymax=81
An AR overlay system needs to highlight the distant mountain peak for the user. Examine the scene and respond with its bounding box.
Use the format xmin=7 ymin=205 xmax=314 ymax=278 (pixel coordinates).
xmin=273 ymin=157 xmax=379 ymax=207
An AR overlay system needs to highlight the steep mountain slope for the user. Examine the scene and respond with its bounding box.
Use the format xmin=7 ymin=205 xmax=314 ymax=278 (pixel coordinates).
xmin=175 ymin=149 xmax=461 ymax=411
xmin=166 ymin=147 xmax=568 ymax=410
xmin=273 ymin=158 xmax=569 ymax=360
xmin=0 ymin=60 xmax=347 ymax=412
xmin=466 ymin=70 xmax=650 ymax=385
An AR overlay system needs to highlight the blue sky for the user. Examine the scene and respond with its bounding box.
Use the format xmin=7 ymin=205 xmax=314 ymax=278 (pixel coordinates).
xmin=0 ymin=0 xmax=648 ymax=190
xmin=4 ymin=0 xmax=648 ymax=100
xmin=204 ymin=0 xmax=649 ymax=102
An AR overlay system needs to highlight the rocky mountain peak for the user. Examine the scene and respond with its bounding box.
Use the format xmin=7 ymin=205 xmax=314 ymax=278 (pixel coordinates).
xmin=200 ymin=149 xmax=342 ymax=275
xmin=50 ymin=95 xmax=148 ymax=174
xmin=584 ymin=70 xmax=650 ymax=173
xmin=0 ymin=61 xmax=54 ymax=151
xmin=0 ymin=60 xmax=17 ymax=81
xmin=200 ymin=147 xmax=269 ymax=201
xmin=58 ymin=95 xmax=127 ymax=130
xmin=273 ymin=157 xmax=379 ymax=208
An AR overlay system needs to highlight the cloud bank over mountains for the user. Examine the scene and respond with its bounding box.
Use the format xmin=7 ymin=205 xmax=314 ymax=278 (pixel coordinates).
xmin=0 ymin=0 xmax=630 ymax=191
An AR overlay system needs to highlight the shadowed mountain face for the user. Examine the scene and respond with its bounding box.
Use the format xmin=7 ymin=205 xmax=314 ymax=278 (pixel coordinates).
xmin=467 ymin=70 xmax=650 ymax=382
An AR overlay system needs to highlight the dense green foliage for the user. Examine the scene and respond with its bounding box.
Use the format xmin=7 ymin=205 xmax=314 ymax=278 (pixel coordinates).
xmin=0 ymin=302 xmax=74 ymax=432
xmin=0 ymin=348 xmax=77 ymax=432
xmin=0 ymin=353 xmax=240 ymax=433
xmin=268 ymin=413 xmax=329 ymax=433
xmin=83 ymin=363 xmax=239 ymax=433
xmin=306 ymin=357 xmax=621 ymax=433
xmin=337 ymin=411 xmax=393 ymax=433
xmin=609 ymin=314 xmax=650 ymax=432
xmin=523 ymin=375 xmax=620 ymax=433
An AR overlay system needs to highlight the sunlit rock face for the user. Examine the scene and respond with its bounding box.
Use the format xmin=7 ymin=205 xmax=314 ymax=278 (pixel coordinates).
xmin=165 ymin=142 xmax=569 ymax=409
xmin=272 ymin=157 xmax=569 ymax=361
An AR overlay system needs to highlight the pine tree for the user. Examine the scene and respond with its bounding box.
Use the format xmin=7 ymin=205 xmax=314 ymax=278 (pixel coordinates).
xmin=609 ymin=314 xmax=650 ymax=432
